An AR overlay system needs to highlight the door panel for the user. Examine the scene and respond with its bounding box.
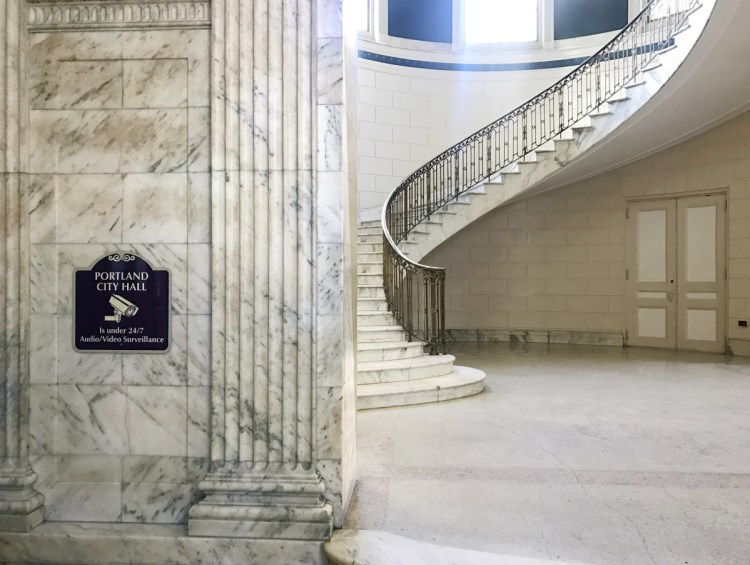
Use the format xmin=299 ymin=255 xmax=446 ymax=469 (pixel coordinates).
xmin=677 ymin=194 xmax=726 ymax=352
xmin=627 ymin=200 xmax=677 ymax=348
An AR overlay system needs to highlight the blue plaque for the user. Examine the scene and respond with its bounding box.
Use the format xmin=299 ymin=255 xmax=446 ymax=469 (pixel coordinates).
xmin=74 ymin=253 xmax=170 ymax=352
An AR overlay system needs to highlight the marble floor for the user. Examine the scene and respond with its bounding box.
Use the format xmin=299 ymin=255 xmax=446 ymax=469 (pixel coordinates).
xmin=345 ymin=342 xmax=750 ymax=565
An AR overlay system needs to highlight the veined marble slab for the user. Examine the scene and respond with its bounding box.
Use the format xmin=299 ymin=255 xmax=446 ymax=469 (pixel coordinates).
xmin=0 ymin=522 xmax=325 ymax=564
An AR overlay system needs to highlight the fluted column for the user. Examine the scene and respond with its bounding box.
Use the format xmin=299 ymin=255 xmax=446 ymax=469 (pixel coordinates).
xmin=188 ymin=0 xmax=339 ymax=540
xmin=0 ymin=0 xmax=45 ymax=532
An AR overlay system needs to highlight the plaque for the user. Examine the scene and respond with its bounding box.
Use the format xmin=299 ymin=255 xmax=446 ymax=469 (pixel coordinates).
xmin=74 ymin=253 xmax=170 ymax=352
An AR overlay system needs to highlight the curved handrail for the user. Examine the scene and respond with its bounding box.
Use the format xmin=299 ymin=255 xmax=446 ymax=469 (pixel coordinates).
xmin=382 ymin=0 xmax=701 ymax=353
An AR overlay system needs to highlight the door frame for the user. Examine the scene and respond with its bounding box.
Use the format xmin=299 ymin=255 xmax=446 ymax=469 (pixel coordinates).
xmin=625 ymin=189 xmax=728 ymax=352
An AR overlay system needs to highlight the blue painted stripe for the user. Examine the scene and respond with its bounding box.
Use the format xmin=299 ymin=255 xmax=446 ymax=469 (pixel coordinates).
xmin=358 ymin=50 xmax=589 ymax=72
xmin=358 ymin=39 xmax=673 ymax=72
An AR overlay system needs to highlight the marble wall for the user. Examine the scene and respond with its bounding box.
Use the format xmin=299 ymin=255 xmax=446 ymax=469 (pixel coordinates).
xmin=27 ymin=27 xmax=211 ymax=524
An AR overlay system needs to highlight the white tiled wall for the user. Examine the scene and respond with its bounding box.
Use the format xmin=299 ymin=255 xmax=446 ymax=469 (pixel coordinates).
xmin=424 ymin=110 xmax=750 ymax=349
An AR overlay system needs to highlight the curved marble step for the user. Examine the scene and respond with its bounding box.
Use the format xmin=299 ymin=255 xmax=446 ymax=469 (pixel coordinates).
xmin=357 ymin=340 xmax=426 ymax=362
xmin=356 ymin=365 xmax=486 ymax=410
xmin=358 ymin=311 xmax=397 ymax=326
xmin=357 ymin=297 xmax=389 ymax=311
xmin=357 ymin=324 xmax=408 ymax=342
xmin=357 ymin=354 xmax=455 ymax=384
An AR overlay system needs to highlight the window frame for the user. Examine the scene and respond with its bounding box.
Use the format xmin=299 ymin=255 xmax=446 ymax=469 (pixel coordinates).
xmin=359 ymin=0 xmax=646 ymax=53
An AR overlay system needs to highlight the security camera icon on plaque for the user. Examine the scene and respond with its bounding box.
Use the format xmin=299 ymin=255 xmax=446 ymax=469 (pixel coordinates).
xmin=104 ymin=294 xmax=139 ymax=323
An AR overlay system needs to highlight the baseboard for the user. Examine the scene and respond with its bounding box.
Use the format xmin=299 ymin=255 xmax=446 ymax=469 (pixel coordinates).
xmin=0 ymin=522 xmax=326 ymax=564
xmin=727 ymin=339 xmax=750 ymax=357
xmin=446 ymin=328 xmax=625 ymax=347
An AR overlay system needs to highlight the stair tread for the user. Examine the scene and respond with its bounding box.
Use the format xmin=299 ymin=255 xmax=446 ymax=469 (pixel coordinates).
xmin=357 ymin=366 xmax=485 ymax=396
xmin=357 ymin=354 xmax=455 ymax=371
xmin=357 ymin=340 xmax=425 ymax=351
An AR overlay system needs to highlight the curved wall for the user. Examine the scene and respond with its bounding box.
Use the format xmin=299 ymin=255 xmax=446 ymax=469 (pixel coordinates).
xmin=356 ymin=49 xmax=598 ymax=212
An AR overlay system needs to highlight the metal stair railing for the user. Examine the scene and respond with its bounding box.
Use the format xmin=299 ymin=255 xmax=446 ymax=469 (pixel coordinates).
xmin=381 ymin=0 xmax=701 ymax=354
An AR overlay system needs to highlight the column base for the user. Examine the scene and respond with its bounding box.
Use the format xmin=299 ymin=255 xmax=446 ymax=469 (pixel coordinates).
xmin=0 ymin=466 xmax=45 ymax=532
xmin=188 ymin=468 xmax=333 ymax=540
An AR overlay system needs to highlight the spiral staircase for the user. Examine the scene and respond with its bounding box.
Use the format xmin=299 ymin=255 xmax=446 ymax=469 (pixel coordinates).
xmin=355 ymin=0 xmax=732 ymax=410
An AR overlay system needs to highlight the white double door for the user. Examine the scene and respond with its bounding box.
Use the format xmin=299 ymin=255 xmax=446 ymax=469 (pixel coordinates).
xmin=626 ymin=194 xmax=726 ymax=353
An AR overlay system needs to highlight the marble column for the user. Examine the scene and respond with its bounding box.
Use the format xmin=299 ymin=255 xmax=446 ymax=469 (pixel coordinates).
xmin=0 ymin=0 xmax=45 ymax=532
xmin=188 ymin=0 xmax=351 ymax=540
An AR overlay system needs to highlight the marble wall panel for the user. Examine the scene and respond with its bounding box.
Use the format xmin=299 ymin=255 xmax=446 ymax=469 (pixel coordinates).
xmin=186 ymin=387 xmax=209 ymax=458
xmin=318 ymin=104 xmax=343 ymax=172
xmin=187 ymin=244 xmax=210 ymax=314
xmin=186 ymin=315 xmax=210 ymax=387
xmin=187 ymin=173 xmax=210 ymax=243
xmin=122 ymin=174 xmax=187 ymax=243
xmin=317 ymin=171 xmax=344 ymax=243
xmin=56 ymin=243 xmax=112 ymax=313
xmin=317 ymin=244 xmax=344 ymax=316
xmin=125 ymin=386 xmax=187 ymax=457
xmin=122 ymin=315 xmax=187 ymax=386
xmin=56 ymin=175 xmax=123 ymax=243
xmin=318 ymin=39 xmax=344 ymax=106
xmin=31 ymin=60 xmax=123 ymax=110
xmin=29 ymin=385 xmax=57 ymax=455
xmin=26 ymin=21 xmax=212 ymax=526
xmin=29 ymin=175 xmax=56 ymax=243
xmin=123 ymin=59 xmax=188 ymax=109
xmin=120 ymin=29 xmax=209 ymax=107
xmin=31 ymin=244 xmax=58 ymax=314
xmin=123 ymin=456 xmax=187 ymax=484
xmin=119 ymin=109 xmax=188 ymax=173
xmin=30 ymin=314 xmax=57 ymax=384
xmin=187 ymin=108 xmax=209 ymax=172
xmin=122 ymin=482 xmax=197 ymax=524
xmin=30 ymin=31 xmax=124 ymax=63
xmin=56 ymin=315 xmax=122 ymax=385
xmin=45 ymin=482 xmax=123 ymax=522
xmin=56 ymin=385 xmax=129 ymax=455
xmin=30 ymin=110 xmax=122 ymax=174
xmin=58 ymin=455 xmax=122 ymax=483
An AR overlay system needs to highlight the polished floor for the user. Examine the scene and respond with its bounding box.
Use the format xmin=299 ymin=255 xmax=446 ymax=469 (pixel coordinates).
xmin=346 ymin=342 xmax=750 ymax=565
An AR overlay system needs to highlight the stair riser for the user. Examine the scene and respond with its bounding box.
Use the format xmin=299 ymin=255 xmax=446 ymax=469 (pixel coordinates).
xmin=357 ymin=263 xmax=383 ymax=275
xmin=357 ymin=361 xmax=454 ymax=384
xmin=357 ymin=329 xmax=407 ymax=342
xmin=357 ymin=287 xmax=385 ymax=299
xmin=358 ymin=226 xmax=382 ymax=233
xmin=357 ymin=344 xmax=426 ymax=362
xmin=358 ymin=312 xmax=395 ymax=326
xmin=357 ymin=300 xmax=389 ymax=312
xmin=357 ymin=252 xmax=382 ymax=263
xmin=357 ymin=274 xmax=383 ymax=286
xmin=357 ymin=243 xmax=382 ymax=253
xmin=358 ymin=235 xmax=382 ymax=245
xmin=358 ymin=380 xmax=484 ymax=410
